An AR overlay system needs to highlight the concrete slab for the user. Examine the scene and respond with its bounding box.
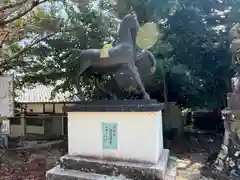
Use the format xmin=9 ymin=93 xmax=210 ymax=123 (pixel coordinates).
xmin=59 ymin=149 xmax=170 ymax=180
xmin=46 ymin=165 xmax=132 ymax=180
xmin=67 ymin=110 xmax=164 ymax=164
xmin=164 ymin=157 xmax=177 ymax=180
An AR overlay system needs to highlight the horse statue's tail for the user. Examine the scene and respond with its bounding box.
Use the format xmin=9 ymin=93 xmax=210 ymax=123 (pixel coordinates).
xmin=137 ymin=50 xmax=157 ymax=74
xmin=146 ymin=50 xmax=157 ymax=74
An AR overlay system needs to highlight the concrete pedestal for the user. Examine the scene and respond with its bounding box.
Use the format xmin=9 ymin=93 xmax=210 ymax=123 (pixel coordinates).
xmin=46 ymin=100 xmax=176 ymax=180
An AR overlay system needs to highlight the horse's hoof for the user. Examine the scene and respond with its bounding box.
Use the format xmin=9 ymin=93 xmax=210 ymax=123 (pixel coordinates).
xmin=143 ymin=94 xmax=151 ymax=100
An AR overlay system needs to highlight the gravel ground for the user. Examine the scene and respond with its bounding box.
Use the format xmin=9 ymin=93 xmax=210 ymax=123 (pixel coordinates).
xmin=0 ymin=133 xmax=223 ymax=180
xmin=0 ymin=140 xmax=66 ymax=180
xmin=171 ymin=155 xmax=215 ymax=180
xmin=167 ymin=132 xmax=224 ymax=180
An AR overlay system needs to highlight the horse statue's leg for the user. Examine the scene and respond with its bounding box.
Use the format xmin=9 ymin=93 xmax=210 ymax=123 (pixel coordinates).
xmin=126 ymin=64 xmax=151 ymax=100
xmin=95 ymin=75 xmax=117 ymax=100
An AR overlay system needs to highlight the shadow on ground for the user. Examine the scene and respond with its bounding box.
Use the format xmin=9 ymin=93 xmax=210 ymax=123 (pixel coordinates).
xmin=0 ymin=132 xmax=225 ymax=180
xmin=165 ymin=131 xmax=224 ymax=180
xmin=0 ymin=140 xmax=68 ymax=180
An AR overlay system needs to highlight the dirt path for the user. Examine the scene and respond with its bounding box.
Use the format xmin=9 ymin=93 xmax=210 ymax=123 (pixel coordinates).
xmin=169 ymin=154 xmax=214 ymax=180
xmin=0 ymin=140 xmax=66 ymax=180
xmin=0 ymin=133 xmax=223 ymax=180
xmin=166 ymin=132 xmax=223 ymax=180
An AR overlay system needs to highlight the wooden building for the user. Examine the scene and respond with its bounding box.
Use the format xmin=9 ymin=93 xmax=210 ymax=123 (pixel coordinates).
xmin=9 ymin=84 xmax=80 ymax=138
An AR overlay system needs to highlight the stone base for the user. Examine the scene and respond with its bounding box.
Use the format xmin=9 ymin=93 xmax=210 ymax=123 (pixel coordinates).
xmin=46 ymin=149 xmax=176 ymax=180
xmin=66 ymin=100 xmax=164 ymax=164
xmin=46 ymin=165 xmax=132 ymax=180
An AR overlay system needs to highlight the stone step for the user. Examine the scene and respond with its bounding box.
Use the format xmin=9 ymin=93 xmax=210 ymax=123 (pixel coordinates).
xmin=163 ymin=157 xmax=177 ymax=180
xmin=46 ymin=166 xmax=176 ymax=180
xmin=60 ymin=149 xmax=170 ymax=180
xmin=46 ymin=165 xmax=132 ymax=180
xmin=46 ymin=165 xmax=175 ymax=180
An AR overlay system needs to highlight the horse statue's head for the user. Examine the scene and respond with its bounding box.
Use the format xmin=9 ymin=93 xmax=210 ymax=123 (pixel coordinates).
xmin=118 ymin=13 xmax=140 ymax=47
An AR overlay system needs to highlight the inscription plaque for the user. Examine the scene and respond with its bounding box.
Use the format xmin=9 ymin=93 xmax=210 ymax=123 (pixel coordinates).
xmin=102 ymin=123 xmax=118 ymax=149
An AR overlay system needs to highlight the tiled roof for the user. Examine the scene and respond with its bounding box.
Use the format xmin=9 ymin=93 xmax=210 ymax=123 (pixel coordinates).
xmin=15 ymin=84 xmax=81 ymax=103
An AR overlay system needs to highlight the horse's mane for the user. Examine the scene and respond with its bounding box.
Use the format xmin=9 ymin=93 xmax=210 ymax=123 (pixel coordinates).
xmin=122 ymin=14 xmax=136 ymax=21
xmin=118 ymin=14 xmax=134 ymax=33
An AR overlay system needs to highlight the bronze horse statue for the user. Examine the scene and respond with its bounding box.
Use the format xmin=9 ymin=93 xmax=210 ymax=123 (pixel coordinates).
xmin=94 ymin=49 xmax=157 ymax=100
xmin=75 ymin=13 xmax=156 ymax=100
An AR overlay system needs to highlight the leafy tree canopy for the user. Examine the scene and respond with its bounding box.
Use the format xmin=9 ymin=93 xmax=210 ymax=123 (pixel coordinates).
xmin=2 ymin=0 xmax=239 ymax=109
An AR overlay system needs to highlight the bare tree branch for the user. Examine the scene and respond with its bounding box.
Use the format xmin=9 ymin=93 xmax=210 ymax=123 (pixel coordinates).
xmin=0 ymin=31 xmax=9 ymax=48
xmin=0 ymin=0 xmax=48 ymax=26
xmin=0 ymin=0 xmax=29 ymax=11
xmin=9 ymin=32 xmax=56 ymax=60
xmin=4 ymin=25 xmax=83 ymax=62
xmin=1 ymin=2 xmax=25 ymax=21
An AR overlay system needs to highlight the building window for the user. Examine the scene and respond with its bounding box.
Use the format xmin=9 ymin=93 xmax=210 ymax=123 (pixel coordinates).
xmin=10 ymin=118 xmax=21 ymax=125
xmin=45 ymin=104 xmax=54 ymax=113
xmin=26 ymin=118 xmax=43 ymax=126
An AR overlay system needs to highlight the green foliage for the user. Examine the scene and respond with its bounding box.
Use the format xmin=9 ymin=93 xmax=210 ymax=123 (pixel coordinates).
xmin=0 ymin=0 xmax=58 ymax=73
xmin=2 ymin=0 xmax=237 ymax=109
xmin=13 ymin=1 xmax=118 ymax=99
xmin=121 ymin=0 xmax=233 ymax=108
xmin=156 ymin=4 xmax=233 ymax=108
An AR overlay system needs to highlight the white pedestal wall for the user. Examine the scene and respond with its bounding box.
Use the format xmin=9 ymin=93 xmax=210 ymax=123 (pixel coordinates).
xmin=68 ymin=111 xmax=163 ymax=164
